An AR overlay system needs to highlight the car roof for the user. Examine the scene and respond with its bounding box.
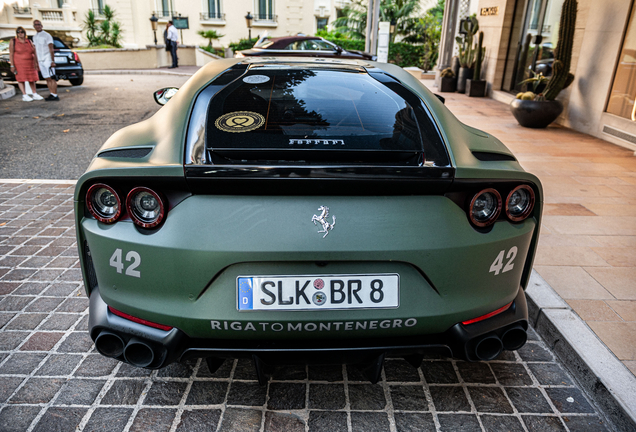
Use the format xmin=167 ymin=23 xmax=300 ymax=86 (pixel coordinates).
xmin=263 ymin=36 xmax=323 ymax=49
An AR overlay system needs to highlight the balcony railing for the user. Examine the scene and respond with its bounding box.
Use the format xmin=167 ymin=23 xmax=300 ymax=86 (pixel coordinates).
xmin=153 ymin=10 xmax=177 ymax=18
xmin=13 ymin=6 xmax=32 ymax=15
xmin=254 ymin=13 xmax=277 ymax=22
xmin=90 ymin=8 xmax=106 ymax=17
xmin=200 ymin=12 xmax=225 ymax=20
xmin=40 ymin=9 xmax=64 ymax=21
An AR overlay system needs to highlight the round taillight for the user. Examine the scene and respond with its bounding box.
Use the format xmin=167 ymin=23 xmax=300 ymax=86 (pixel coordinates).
xmin=86 ymin=184 xmax=121 ymax=224
xmin=469 ymin=188 xmax=502 ymax=227
xmin=506 ymin=185 xmax=535 ymax=222
xmin=126 ymin=187 xmax=165 ymax=228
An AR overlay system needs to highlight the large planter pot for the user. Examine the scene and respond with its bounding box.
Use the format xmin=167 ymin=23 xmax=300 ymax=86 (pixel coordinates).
xmin=440 ymin=77 xmax=456 ymax=92
xmin=456 ymin=67 xmax=473 ymax=93
xmin=466 ymin=79 xmax=486 ymax=97
xmin=510 ymin=99 xmax=564 ymax=128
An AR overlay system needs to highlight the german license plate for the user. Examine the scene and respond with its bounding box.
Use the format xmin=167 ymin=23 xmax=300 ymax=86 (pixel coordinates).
xmin=54 ymin=56 xmax=67 ymax=64
xmin=237 ymin=274 xmax=399 ymax=311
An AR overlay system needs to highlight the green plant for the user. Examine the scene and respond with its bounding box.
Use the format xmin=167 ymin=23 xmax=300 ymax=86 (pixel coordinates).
xmin=315 ymin=29 xmax=348 ymax=40
xmin=455 ymin=14 xmax=480 ymax=68
xmin=518 ymin=70 xmax=549 ymax=95
xmin=543 ymin=0 xmax=577 ymax=100
xmin=473 ymin=31 xmax=484 ymax=80
xmin=228 ymin=38 xmax=258 ymax=52
xmin=440 ymin=67 xmax=455 ymax=78
xmin=333 ymin=0 xmax=421 ymax=42
xmin=197 ymin=29 xmax=225 ymax=49
xmin=82 ymin=4 xmax=123 ymax=47
xmin=323 ymin=37 xmax=425 ymax=68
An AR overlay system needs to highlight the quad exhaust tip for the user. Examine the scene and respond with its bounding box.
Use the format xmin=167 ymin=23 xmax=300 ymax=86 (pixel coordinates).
xmin=502 ymin=325 xmax=527 ymax=351
xmin=124 ymin=338 xmax=155 ymax=368
xmin=95 ymin=331 xmax=125 ymax=358
xmin=474 ymin=335 xmax=503 ymax=361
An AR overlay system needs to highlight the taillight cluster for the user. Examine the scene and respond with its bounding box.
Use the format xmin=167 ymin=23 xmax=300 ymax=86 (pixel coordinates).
xmin=86 ymin=184 xmax=166 ymax=228
xmin=468 ymin=185 xmax=535 ymax=228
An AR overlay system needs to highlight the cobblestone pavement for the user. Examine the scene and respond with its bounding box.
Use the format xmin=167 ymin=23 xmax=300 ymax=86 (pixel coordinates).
xmin=0 ymin=182 xmax=611 ymax=431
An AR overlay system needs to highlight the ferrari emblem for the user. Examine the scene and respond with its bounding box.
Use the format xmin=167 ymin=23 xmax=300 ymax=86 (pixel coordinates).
xmin=311 ymin=206 xmax=336 ymax=238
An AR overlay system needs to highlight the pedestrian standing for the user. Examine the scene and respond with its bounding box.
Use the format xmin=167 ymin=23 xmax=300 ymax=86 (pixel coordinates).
xmin=8 ymin=26 xmax=42 ymax=102
xmin=166 ymin=21 xmax=179 ymax=68
xmin=32 ymin=20 xmax=59 ymax=101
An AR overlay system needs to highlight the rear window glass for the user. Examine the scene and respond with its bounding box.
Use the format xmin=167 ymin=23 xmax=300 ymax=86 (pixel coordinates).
xmin=53 ymin=39 xmax=67 ymax=49
xmin=205 ymin=67 xmax=447 ymax=165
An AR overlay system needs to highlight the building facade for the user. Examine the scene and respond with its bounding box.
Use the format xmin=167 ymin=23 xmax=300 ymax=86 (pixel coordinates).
xmin=0 ymin=0 xmax=351 ymax=48
xmin=439 ymin=0 xmax=636 ymax=152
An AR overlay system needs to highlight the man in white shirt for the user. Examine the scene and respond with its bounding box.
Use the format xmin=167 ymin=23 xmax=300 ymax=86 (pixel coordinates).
xmin=32 ymin=20 xmax=58 ymax=101
xmin=166 ymin=21 xmax=179 ymax=68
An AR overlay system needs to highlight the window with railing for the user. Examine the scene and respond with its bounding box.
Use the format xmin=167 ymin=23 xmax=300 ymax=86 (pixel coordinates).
xmin=155 ymin=0 xmax=173 ymax=18
xmin=202 ymin=0 xmax=223 ymax=20
xmin=13 ymin=6 xmax=31 ymax=15
xmin=256 ymin=0 xmax=276 ymax=21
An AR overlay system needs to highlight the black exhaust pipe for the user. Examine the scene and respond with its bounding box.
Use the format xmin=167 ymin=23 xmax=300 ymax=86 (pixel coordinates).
xmin=474 ymin=335 xmax=503 ymax=361
xmin=501 ymin=325 xmax=527 ymax=351
xmin=124 ymin=338 xmax=155 ymax=367
xmin=95 ymin=331 xmax=125 ymax=358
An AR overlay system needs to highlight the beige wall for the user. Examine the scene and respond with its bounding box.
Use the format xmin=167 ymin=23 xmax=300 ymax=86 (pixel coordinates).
xmin=477 ymin=0 xmax=517 ymax=93
xmin=78 ymin=45 xmax=196 ymax=69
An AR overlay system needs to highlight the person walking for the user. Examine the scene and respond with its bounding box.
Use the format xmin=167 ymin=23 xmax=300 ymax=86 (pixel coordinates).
xmin=32 ymin=20 xmax=59 ymax=101
xmin=8 ymin=26 xmax=43 ymax=102
xmin=166 ymin=21 xmax=179 ymax=68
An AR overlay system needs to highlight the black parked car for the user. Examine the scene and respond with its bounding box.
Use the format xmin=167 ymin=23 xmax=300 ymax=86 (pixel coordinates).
xmin=235 ymin=36 xmax=377 ymax=61
xmin=0 ymin=36 xmax=84 ymax=86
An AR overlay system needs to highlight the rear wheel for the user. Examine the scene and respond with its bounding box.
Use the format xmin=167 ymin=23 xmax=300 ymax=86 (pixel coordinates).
xmin=69 ymin=76 xmax=84 ymax=86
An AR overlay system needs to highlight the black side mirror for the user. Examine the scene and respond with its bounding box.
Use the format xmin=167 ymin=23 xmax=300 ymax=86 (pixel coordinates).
xmin=153 ymin=87 xmax=179 ymax=106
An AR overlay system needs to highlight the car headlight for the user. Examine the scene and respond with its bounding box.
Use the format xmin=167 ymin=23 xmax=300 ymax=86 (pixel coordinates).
xmin=506 ymin=185 xmax=535 ymax=222
xmin=469 ymin=188 xmax=502 ymax=227
xmin=86 ymin=184 xmax=121 ymax=224
xmin=126 ymin=187 xmax=165 ymax=228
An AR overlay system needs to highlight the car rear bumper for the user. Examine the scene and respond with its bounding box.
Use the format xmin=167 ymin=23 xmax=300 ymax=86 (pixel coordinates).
xmin=88 ymin=285 xmax=528 ymax=372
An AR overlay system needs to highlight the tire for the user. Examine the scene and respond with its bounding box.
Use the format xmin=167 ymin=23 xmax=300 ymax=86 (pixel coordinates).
xmin=69 ymin=76 xmax=84 ymax=86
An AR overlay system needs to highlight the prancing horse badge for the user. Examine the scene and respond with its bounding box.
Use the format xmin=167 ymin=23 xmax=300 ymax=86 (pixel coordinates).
xmin=311 ymin=206 xmax=336 ymax=238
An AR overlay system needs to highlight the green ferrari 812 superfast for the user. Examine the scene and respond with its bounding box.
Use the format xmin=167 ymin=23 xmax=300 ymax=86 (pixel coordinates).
xmin=75 ymin=58 xmax=542 ymax=384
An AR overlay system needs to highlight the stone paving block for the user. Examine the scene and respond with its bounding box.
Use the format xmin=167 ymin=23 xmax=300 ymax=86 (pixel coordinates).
xmin=480 ymin=414 xmax=526 ymax=432
xmin=308 ymin=411 xmax=348 ymax=432
xmin=194 ymin=358 xmax=232 ymax=378
xmin=517 ymin=342 xmax=554 ymax=362
xmin=75 ymin=314 xmax=90 ymax=331
xmin=9 ymin=377 xmax=65 ymax=404
xmin=0 ymin=312 xmax=16 ymax=328
xmin=348 ymin=383 xmax=386 ymax=410
xmin=527 ymin=363 xmax=573 ymax=386
xmin=74 ymin=354 xmax=119 ymax=377
xmin=13 ymin=282 xmax=48 ymax=295
xmin=0 ymin=377 xmax=25 ymax=403
xmin=233 ymin=358 xmax=259 ymax=381
xmin=25 ymin=297 xmax=63 ymax=312
xmin=156 ymin=359 xmax=196 ymax=377
xmin=457 ymin=362 xmax=496 ymax=383
xmin=420 ymin=360 xmax=458 ymax=384
xmin=0 ymin=282 xmax=20 ymax=295
xmin=226 ymin=381 xmax=267 ymax=407
xmin=308 ymin=383 xmax=346 ymax=410
xmin=31 ymin=407 xmax=88 ymax=432
xmin=351 ymin=411 xmax=390 ymax=432
xmin=267 ymin=382 xmax=306 ymax=410
xmin=0 ymin=331 xmax=30 ymax=350
xmin=430 ymin=385 xmax=471 ymax=412
xmin=144 ymin=381 xmax=188 ymax=406
xmin=545 ymin=387 xmax=596 ymax=414
xmin=218 ymin=407 xmax=262 ymax=432
xmin=467 ymin=387 xmax=514 ymax=414
xmin=491 ymin=363 xmax=533 ymax=386
xmin=56 ymin=331 xmax=94 ymax=352
xmin=83 ymin=407 xmax=134 ymax=432
xmin=100 ymin=379 xmax=145 ymax=405
xmin=130 ymin=408 xmax=176 ymax=432
xmin=308 ymin=364 xmax=343 ymax=382
xmin=271 ymin=364 xmax=306 ymax=380
xmin=54 ymin=379 xmax=106 ymax=405
xmin=389 ymin=384 xmax=428 ymax=411
xmin=437 ymin=413 xmax=481 ymax=431
xmin=39 ymin=313 xmax=81 ymax=331
xmin=35 ymin=353 xmax=82 ymax=376
xmin=506 ymin=387 xmax=553 ymax=413
xmin=384 ymin=359 xmax=421 ymax=382
xmin=185 ymin=380 xmax=228 ymax=405
xmin=116 ymin=362 xmax=153 ymax=378
xmin=5 ymin=313 xmax=46 ymax=330
xmin=0 ymin=405 xmax=41 ymax=432
xmin=175 ymin=409 xmax=221 ymax=432
xmin=0 ymin=295 xmax=34 ymax=311
xmin=562 ymin=415 xmax=610 ymax=432
xmin=42 ymin=283 xmax=79 ymax=297
xmin=522 ymin=415 xmax=567 ymax=431
xmin=0 ymin=352 xmax=47 ymax=375
xmin=263 ymin=411 xmax=305 ymax=432
xmin=394 ymin=412 xmax=436 ymax=432
xmin=345 ymin=364 xmax=369 ymax=382
xmin=55 ymin=297 xmax=88 ymax=313
xmin=20 ymin=331 xmax=64 ymax=351
xmin=30 ymin=269 xmax=64 ymax=281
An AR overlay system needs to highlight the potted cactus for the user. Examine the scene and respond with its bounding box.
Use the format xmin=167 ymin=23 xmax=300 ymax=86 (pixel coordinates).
xmin=440 ymin=68 xmax=456 ymax=92
xmin=466 ymin=31 xmax=487 ymax=97
xmin=455 ymin=15 xmax=479 ymax=93
xmin=510 ymin=0 xmax=577 ymax=128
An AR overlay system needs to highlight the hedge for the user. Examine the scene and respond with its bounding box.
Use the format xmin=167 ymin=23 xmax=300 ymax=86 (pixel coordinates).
xmin=325 ymin=38 xmax=426 ymax=69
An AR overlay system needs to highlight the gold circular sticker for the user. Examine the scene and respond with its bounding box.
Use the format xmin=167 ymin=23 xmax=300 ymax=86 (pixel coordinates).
xmin=215 ymin=111 xmax=265 ymax=133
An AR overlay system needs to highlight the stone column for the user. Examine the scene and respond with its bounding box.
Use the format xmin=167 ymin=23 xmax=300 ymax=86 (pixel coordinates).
xmin=435 ymin=0 xmax=461 ymax=87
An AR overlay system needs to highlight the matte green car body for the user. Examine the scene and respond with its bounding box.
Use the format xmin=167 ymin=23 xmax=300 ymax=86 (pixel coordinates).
xmin=75 ymin=58 xmax=542 ymax=370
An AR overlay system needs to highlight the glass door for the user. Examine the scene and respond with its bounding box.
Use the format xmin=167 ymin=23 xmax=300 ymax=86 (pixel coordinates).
xmin=606 ymin=3 xmax=636 ymax=120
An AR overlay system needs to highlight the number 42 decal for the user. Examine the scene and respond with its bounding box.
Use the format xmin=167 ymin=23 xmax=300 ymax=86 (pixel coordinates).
xmin=109 ymin=248 xmax=141 ymax=278
xmin=489 ymin=246 xmax=517 ymax=276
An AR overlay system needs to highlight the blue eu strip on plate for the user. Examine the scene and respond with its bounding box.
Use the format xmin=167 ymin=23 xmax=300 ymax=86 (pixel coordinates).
xmin=238 ymin=277 xmax=253 ymax=310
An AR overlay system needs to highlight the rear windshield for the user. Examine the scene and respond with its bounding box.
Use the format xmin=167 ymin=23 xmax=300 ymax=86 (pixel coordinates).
xmin=205 ymin=67 xmax=447 ymax=165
